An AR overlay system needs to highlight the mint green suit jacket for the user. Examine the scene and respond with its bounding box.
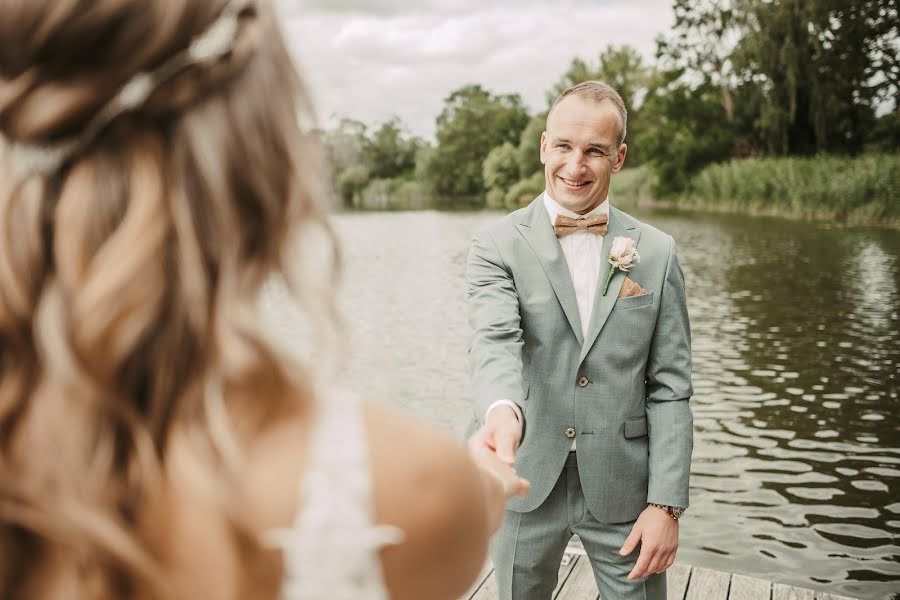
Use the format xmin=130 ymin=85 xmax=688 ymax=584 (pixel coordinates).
xmin=466 ymin=196 xmax=693 ymax=523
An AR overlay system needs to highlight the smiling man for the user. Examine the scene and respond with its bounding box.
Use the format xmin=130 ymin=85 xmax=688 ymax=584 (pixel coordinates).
xmin=467 ymin=81 xmax=694 ymax=600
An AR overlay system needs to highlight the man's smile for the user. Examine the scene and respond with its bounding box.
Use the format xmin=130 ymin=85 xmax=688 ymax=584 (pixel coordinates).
xmin=559 ymin=176 xmax=592 ymax=189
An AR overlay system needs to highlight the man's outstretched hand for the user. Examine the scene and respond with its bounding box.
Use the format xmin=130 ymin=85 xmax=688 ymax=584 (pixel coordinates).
xmin=619 ymin=505 xmax=679 ymax=580
xmin=468 ymin=405 xmax=522 ymax=466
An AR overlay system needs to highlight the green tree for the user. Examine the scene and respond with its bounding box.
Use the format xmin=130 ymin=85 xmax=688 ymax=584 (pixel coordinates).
xmin=323 ymin=116 xmax=426 ymax=206
xmin=483 ymin=142 xmax=520 ymax=191
xmin=547 ymin=57 xmax=596 ymax=103
xmin=732 ymin=0 xmax=892 ymax=155
xmin=365 ymin=117 xmax=421 ymax=180
xmin=868 ymin=0 xmax=899 ymax=114
xmin=324 ymin=117 xmax=367 ymax=172
xmin=637 ymin=71 xmax=734 ymax=197
xmin=336 ymin=164 xmax=371 ymax=207
xmin=424 ymin=85 xmax=530 ymax=199
xmin=656 ymin=0 xmax=740 ymax=123
xmin=516 ymin=113 xmax=546 ymax=180
xmin=549 ymin=46 xmax=648 ymax=111
xmin=323 ymin=118 xmax=369 ymax=204
xmin=483 ymin=142 xmax=520 ymax=208
xmin=505 ymin=171 xmax=545 ymax=208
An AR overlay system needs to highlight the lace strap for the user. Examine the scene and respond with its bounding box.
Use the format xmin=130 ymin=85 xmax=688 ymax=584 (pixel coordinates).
xmin=264 ymin=390 xmax=403 ymax=599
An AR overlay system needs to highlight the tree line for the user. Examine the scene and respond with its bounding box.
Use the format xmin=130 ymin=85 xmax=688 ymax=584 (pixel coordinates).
xmin=323 ymin=0 xmax=899 ymax=211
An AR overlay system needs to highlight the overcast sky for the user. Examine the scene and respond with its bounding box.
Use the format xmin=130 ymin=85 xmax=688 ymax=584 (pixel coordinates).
xmin=276 ymin=0 xmax=674 ymax=139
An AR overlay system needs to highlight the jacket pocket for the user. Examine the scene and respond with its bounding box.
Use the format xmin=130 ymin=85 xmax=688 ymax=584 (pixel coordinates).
xmin=624 ymin=415 xmax=648 ymax=438
xmin=612 ymin=292 xmax=654 ymax=311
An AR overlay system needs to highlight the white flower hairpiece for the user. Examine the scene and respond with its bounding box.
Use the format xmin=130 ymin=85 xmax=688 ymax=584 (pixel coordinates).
xmin=3 ymin=0 xmax=250 ymax=179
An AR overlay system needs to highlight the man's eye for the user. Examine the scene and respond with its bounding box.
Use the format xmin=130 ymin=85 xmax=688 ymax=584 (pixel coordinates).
xmin=557 ymin=144 xmax=570 ymax=150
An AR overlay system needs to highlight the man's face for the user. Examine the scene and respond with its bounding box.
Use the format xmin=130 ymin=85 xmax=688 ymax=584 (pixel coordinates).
xmin=540 ymin=95 xmax=627 ymax=214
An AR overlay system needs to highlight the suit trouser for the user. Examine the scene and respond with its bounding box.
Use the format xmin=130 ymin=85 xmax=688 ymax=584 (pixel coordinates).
xmin=493 ymin=452 xmax=667 ymax=600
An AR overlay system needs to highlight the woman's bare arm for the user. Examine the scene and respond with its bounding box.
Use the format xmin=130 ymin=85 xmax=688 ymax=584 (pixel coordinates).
xmin=365 ymin=402 xmax=511 ymax=600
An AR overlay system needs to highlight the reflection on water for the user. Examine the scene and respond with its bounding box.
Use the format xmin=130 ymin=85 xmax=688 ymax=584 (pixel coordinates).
xmin=665 ymin=212 xmax=899 ymax=600
xmin=270 ymin=208 xmax=900 ymax=600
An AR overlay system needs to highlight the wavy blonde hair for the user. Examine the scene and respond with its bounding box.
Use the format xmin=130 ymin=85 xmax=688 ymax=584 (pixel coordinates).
xmin=0 ymin=0 xmax=336 ymax=596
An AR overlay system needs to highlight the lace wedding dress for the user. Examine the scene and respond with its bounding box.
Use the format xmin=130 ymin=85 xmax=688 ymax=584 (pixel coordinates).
xmin=263 ymin=389 xmax=404 ymax=599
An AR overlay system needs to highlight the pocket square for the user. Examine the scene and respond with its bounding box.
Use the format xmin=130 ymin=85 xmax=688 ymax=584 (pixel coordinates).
xmin=618 ymin=277 xmax=649 ymax=299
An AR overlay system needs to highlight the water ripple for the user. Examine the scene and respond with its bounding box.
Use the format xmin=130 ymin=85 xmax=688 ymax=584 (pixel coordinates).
xmin=286 ymin=209 xmax=900 ymax=600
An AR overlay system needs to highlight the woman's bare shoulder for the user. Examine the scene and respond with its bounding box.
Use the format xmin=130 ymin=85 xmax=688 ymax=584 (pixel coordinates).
xmin=363 ymin=401 xmax=490 ymax=600
xmin=158 ymin=415 xmax=310 ymax=599
xmin=158 ymin=398 xmax=490 ymax=600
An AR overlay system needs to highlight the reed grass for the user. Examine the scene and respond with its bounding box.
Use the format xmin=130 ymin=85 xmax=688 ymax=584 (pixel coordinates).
xmin=681 ymin=154 xmax=899 ymax=226
xmin=610 ymin=166 xmax=657 ymax=207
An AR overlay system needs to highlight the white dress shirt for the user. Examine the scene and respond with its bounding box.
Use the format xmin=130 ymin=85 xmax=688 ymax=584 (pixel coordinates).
xmin=485 ymin=192 xmax=610 ymax=450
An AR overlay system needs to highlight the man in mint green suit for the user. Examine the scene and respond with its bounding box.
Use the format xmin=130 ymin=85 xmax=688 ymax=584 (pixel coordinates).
xmin=467 ymin=81 xmax=693 ymax=599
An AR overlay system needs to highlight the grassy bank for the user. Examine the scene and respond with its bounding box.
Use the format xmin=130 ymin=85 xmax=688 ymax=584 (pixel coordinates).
xmin=610 ymin=155 xmax=899 ymax=227
xmin=349 ymin=178 xmax=485 ymax=210
xmin=609 ymin=166 xmax=657 ymax=207
xmin=352 ymin=167 xmax=662 ymax=211
xmin=349 ymin=154 xmax=898 ymax=227
xmin=349 ymin=178 xmax=434 ymax=210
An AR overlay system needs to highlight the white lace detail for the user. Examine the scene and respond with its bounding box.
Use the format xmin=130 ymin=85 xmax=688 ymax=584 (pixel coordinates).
xmin=264 ymin=390 xmax=403 ymax=599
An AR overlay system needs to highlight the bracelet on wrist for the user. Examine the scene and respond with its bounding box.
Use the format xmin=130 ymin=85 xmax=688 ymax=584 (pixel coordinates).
xmin=648 ymin=503 xmax=686 ymax=520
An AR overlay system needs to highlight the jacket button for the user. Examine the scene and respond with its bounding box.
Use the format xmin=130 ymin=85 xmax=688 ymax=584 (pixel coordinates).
xmin=565 ymin=427 xmax=576 ymax=438
xmin=577 ymin=376 xmax=589 ymax=387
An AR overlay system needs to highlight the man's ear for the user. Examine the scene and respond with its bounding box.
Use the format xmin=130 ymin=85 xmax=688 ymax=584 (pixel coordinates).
xmin=611 ymin=143 xmax=627 ymax=173
xmin=539 ymin=131 xmax=548 ymax=164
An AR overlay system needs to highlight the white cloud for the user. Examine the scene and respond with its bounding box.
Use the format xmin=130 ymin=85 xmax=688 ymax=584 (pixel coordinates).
xmin=280 ymin=0 xmax=541 ymax=17
xmin=278 ymin=0 xmax=674 ymax=139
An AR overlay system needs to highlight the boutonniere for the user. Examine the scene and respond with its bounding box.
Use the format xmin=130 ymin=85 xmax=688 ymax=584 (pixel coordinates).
xmin=602 ymin=236 xmax=640 ymax=296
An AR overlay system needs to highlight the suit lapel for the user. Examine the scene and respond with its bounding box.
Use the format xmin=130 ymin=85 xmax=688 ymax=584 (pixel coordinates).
xmin=515 ymin=197 xmax=584 ymax=345
xmin=578 ymin=207 xmax=642 ymax=363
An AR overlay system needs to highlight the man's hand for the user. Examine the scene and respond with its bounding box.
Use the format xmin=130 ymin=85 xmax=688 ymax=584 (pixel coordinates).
xmin=618 ymin=505 xmax=679 ymax=580
xmin=468 ymin=441 xmax=531 ymax=499
xmin=467 ymin=436 xmax=530 ymax=533
xmin=468 ymin=405 xmax=522 ymax=466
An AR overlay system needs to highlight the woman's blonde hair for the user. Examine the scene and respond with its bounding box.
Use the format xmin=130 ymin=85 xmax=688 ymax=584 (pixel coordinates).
xmin=0 ymin=0 xmax=335 ymax=596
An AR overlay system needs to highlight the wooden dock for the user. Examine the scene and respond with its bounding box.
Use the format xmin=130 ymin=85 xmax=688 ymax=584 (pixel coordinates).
xmin=461 ymin=558 xmax=860 ymax=600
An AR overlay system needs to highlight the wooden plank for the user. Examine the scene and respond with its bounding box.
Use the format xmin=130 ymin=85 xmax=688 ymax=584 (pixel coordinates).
xmin=730 ymin=573 xmax=771 ymax=600
xmin=467 ymin=555 xmax=579 ymax=600
xmin=556 ymin=556 xmax=599 ymax=600
xmin=772 ymin=584 xmax=813 ymax=600
xmin=462 ymin=561 xmax=493 ymax=599
xmin=463 ymin=562 xmax=860 ymax=600
xmin=469 ymin=571 xmax=497 ymax=600
xmin=685 ymin=566 xmax=730 ymax=600
xmin=553 ymin=555 xmax=580 ymax=597
xmin=667 ymin=563 xmax=691 ymax=600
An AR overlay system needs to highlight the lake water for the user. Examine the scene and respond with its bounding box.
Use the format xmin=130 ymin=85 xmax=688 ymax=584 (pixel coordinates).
xmin=271 ymin=207 xmax=900 ymax=600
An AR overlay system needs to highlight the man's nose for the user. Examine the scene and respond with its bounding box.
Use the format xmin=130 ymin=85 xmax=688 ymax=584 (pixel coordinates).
xmin=566 ymin=150 xmax=587 ymax=170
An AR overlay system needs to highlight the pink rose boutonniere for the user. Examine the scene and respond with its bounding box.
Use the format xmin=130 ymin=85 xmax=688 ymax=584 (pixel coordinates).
xmin=602 ymin=236 xmax=640 ymax=296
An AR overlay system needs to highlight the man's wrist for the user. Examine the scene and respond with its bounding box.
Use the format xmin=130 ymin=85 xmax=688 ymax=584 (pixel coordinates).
xmin=648 ymin=503 xmax=686 ymax=520
xmin=485 ymin=400 xmax=522 ymax=425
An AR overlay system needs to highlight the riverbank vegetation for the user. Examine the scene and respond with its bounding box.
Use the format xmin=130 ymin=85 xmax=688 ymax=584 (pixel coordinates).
xmin=323 ymin=0 xmax=899 ymax=225
xmin=612 ymin=155 xmax=900 ymax=226
xmin=685 ymin=154 xmax=900 ymax=225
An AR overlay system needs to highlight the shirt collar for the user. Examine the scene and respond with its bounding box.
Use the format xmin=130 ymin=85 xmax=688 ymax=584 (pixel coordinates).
xmin=543 ymin=192 xmax=609 ymax=226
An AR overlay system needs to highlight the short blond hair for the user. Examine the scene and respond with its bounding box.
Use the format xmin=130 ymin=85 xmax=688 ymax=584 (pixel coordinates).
xmin=548 ymin=80 xmax=628 ymax=145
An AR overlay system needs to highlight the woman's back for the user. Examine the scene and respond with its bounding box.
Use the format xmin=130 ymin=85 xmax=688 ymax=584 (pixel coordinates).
xmin=0 ymin=2 xmax=513 ymax=596
xmin=265 ymin=386 xmax=403 ymax=600
xmin=155 ymin=391 xmax=493 ymax=600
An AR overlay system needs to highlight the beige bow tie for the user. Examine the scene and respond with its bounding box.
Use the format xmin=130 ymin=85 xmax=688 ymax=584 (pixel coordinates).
xmin=554 ymin=214 xmax=609 ymax=237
